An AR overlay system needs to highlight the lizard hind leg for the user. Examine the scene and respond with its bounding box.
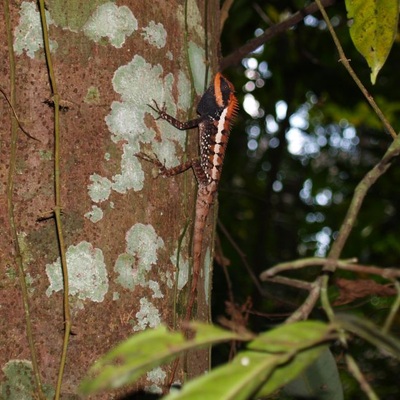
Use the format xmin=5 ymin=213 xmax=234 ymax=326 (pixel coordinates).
xmin=160 ymin=159 xmax=194 ymax=177
xmin=192 ymin=159 xmax=211 ymax=186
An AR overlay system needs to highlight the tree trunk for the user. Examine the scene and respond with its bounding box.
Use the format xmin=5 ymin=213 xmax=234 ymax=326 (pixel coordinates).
xmin=0 ymin=0 xmax=221 ymax=397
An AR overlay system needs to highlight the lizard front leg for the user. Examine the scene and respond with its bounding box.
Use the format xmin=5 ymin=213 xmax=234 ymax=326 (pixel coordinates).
xmin=148 ymin=101 xmax=202 ymax=131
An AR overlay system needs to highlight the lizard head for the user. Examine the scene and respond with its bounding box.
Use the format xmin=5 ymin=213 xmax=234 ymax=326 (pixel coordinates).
xmin=197 ymin=73 xmax=239 ymax=123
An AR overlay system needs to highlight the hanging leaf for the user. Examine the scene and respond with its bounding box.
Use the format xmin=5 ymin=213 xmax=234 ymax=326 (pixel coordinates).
xmin=164 ymin=347 xmax=331 ymax=400
xmin=248 ymin=320 xmax=333 ymax=352
xmin=165 ymin=321 xmax=335 ymax=400
xmin=345 ymin=0 xmax=399 ymax=84
xmin=165 ymin=350 xmax=286 ymax=400
xmin=283 ymin=347 xmax=344 ymax=400
xmin=80 ymin=323 xmax=250 ymax=395
xmin=335 ymin=314 xmax=400 ymax=359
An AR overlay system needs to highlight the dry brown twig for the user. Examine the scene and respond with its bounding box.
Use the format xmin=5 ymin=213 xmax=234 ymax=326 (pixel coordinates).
xmin=261 ymin=257 xmax=400 ymax=281
xmin=0 ymin=87 xmax=40 ymax=141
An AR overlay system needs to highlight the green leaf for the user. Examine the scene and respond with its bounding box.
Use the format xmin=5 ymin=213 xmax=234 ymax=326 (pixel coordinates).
xmin=248 ymin=320 xmax=332 ymax=352
xmin=335 ymin=314 xmax=400 ymax=359
xmin=283 ymin=347 xmax=344 ymax=400
xmin=257 ymin=346 xmax=328 ymax=398
xmin=164 ymin=350 xmax=285 ymax=400
xmin=79 ymin=323 xmax=249 ymax=395
xmin=164 ymin=347 xmax=329 ymax=400
xmin=164 ymin=321 xmax=334 ymax=400
xmin=345 ymin=0 xmax=399 ymax=84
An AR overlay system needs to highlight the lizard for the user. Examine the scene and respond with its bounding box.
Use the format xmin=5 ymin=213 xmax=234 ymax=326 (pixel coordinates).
xmin=138 ymin=72 xmax=238 ymax=324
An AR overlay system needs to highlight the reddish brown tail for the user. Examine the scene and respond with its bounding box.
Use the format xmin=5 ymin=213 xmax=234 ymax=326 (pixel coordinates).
xmin=184 ymin=185 xmax=216 ymax=323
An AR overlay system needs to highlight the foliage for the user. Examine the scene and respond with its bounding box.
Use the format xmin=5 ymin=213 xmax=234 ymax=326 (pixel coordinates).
xmin=218 ymin=0 xmax=400 ymax=398
xmin=80 ymin=323 xmax=249 ymax=394
xmin=345 ymin=0 xmax=398 ymax=84
xmin=81 ymin=316 xmax=400 ymax=398
xmin=81 ymin=321 xmax=335 ymax=398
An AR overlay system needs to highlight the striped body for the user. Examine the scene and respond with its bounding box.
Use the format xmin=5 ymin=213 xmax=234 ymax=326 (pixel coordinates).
xmin=143 ymin=73 xmax=238 ymax=321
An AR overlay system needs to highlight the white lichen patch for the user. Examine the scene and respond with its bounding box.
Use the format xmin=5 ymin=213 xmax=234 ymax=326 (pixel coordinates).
xmin=177 ymin=259 xmax=189 ymax=291
xmin=46 ymin=241 xmax=109 ymax=302
xmin=170 ymin=238 xmax=189 ymax=291
xmin=188 ymin=41 xmax=207 ymax=95
xmin=83 ymin=2 xmax=138 ymax=48
xmin=107 ymin=56 xmax=169 ymax=144
xmin=133 ymin=297 xmax=161 ymax=331
xmin=87 ymin=173 xmax=112 ymax=203
xmin=114 ymin=224 xmax=164 ymax=295
xmin=148 ymin=280 xmax=163 ymax=299
xmin=165 ymin=270 xmax=175 ymax=289
xmin=24 ymin=272 xmax=37 ymax=295
xmin=142 ymin=21 xmax=167 ymax=49
xmin=1 ymin=360 xmax=54 ymax=399
xmin=111 ymin=143 xmax=144 ymax=193
xmin=84 ymin=86 xmax=101 ymax=104
xmin=145 ymin=367 xmax=167 ymax=394
xmin=102 ymin=55 xmax=189 ymax=198
xmin=86 ymin=55 xmax=191 ymax=218
xmin=17 ymin=231 xmax=33 ymax=264
xmin=203 ymin=247 xmax=212 ymax=305
xmin=84 ymin=205 xmax=104 ymax=223
xmin=177 ymin=71 xmax=191 ymax=111
xmin=14 ymin=2 xmax=58 ymax=58
xmin=113 ymin=291 xmax=120 ymax=300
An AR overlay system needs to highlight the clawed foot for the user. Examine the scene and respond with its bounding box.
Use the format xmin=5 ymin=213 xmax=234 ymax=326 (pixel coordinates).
xmin=135 ymin=152 xmax=167 ymax=176
xmin=147 ymin=100 xmax=167 ymax=120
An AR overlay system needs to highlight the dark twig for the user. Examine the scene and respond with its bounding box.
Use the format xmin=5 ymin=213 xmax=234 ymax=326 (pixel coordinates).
xmin=221 ymin=0 xmax=336 ymax=69
xmin=260 ymin=135 xmax=400 ymax=322
xmin=0 ymin=87 xmax=40 ymax=141
xmin=285 ymin=277 xmax=324 ymax=323
xmin=325 ymin=134 xmax=400 ymax=269
xmin=218 ymin=220 xmax=266 ymax=296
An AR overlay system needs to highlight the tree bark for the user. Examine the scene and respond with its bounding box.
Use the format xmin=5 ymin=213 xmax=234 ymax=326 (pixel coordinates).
xmin=0 ymin=0 xmax=220 ymax=397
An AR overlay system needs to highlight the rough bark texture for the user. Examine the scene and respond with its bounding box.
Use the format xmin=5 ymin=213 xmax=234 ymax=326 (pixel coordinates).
xmin=0 ymin=0 xmax=220 ymax=397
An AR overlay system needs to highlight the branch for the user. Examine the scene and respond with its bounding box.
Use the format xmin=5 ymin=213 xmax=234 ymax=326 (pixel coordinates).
xmin=383 ymin=281 xmax=400 ymax=334
xmin=221 ymin=0 xmax=337 ymax=70
xmin=261 ymin=256 xmax=400 ymax=281
xmin=346 ymin=354 xmax=380 ymax=400
xmin=285 ymin=277 xmax=323 ymax=323
xmin=260 ymin=133 xmax=400 ymax=321
xmin=265 ymin=276 xmax=313 ymax=291
xmin=220 ymin=0 xmax=235 ymax=33
xmin=325 ymin=133 xmax=400 ymax=269
xmin=260 ymin=257 xmax=357 ymax=279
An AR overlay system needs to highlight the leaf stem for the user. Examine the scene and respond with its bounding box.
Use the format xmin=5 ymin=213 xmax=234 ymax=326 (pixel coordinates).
xmin=346 ymin=354 xmax=379 ymax=400
xmin=383 ymin=281 xmax=400 ymax=334
xmin=315 ymin=0 xmax=397 ymax=139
